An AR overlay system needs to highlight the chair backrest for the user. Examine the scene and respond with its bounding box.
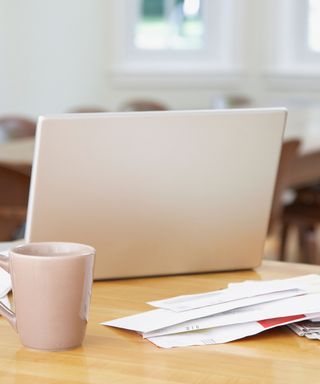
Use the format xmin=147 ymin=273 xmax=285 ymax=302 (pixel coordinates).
xmin=0 ymin=164 xmax=30 ymax=206
xmin=268 ymin=139 xmax=301 ymax=233
xmin=0 ymin=163 xmax=31 ymax=240
xmin=120 ymin=99 xmax=167 ymax=112
xmin=67 ymin=106 xmax=108 ymax=113
xmin=0 ymin=116 xmax=36 ymax=141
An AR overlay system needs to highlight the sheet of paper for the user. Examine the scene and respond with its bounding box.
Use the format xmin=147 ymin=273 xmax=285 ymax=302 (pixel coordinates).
xmin=0 ymin=295 xmax=11 ymax=309
xmin=147 ymin=314 xmax=317 ymax=348
xmin=288 ymin=320 xmax=320 ymax=336
xmin=148 ymin=274 xmax=320 ymax=311
xmin=228 ymin=274 xmax=320 ymax=294
xmin=305 ymin=333 xmax=320 ymax=340
xmin=143 ymin=293 xmax=320 ymax=338
xmin=0 ymin=265 xmax=11 ymax=297
xmin=103 ymin=289 xmax=312 ymax=333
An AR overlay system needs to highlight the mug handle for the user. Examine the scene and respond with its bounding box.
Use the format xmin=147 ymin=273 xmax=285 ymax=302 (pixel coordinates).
xmin=0 ymin=254 xmax=17 ymax=330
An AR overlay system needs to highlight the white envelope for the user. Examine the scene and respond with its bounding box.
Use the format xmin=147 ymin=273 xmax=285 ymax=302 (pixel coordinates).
xmin=149 ymin=274 xmax=320 ymax=312
xmin=143 ymin=294 xmax=320 ymax=338
xmin=103 ymin=290 xmax=312 ymax=333
xmin=147 ymin=313 xmax=318 ymax=348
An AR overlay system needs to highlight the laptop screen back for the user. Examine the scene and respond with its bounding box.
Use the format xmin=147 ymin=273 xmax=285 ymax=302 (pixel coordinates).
xmin=26 ymin=109 xmax=286 ymax=279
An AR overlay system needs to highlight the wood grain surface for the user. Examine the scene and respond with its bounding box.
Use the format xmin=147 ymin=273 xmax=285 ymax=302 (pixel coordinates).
xmin=1 ymin=260 xmax=320 ymax=383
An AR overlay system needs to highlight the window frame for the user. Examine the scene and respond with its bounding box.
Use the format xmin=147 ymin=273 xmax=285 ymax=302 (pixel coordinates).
xmin=265 ymin=0 xmax=320 ymax=76
xmin=112 ymin=0 xmax=246 ymax=87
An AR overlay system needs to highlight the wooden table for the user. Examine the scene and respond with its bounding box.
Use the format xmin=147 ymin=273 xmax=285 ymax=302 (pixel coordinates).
xmin=288 ymin=150 xmax=320 ymax=187
xmin=0 ymin=138 xmax=34 ymax=165
xmin=0 ymin=137 xmax=34 ymax=176
xmin=284 ymin=108 xmax=320 ymax=187
xmin=1 ymin=260 xmax=320 ymax=383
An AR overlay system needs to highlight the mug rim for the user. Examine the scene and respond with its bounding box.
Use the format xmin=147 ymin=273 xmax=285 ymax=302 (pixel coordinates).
xmin=10 ymin=241 xmax=96 ymax=258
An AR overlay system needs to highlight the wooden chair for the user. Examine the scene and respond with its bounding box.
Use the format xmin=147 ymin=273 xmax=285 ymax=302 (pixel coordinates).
xmin=268 ymin=139 xmax=301 ymax=235
xmin=0 ymin=164 xmax=31 ymax=241
xmin=67 ymin=106 xmax=108 ymax=113
xmin=119 ymin=100 xmax=167 ymax=112
xmin=0 ymin=116 xmax=36 ymax=141
xmin=280 ymin=181 xmax=320 ymax=264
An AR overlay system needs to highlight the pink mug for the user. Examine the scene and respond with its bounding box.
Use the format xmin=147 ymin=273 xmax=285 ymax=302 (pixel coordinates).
xmin=0 ymin=242 xmax=95 ymax=351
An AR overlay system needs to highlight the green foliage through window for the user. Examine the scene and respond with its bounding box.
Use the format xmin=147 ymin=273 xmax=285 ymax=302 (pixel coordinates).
xmin=136 ymin=0 xmax=204 ymax=50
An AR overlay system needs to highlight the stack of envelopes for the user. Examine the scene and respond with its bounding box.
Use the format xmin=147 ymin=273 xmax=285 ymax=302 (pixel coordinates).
xmin=103 ymin=275 xmax=320 ymax=348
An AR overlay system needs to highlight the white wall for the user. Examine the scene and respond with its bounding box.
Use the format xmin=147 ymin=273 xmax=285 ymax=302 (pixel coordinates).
xmin=0 ymin=0 xmax=112 ymax=116
xmin=1 ymin=0 xmax=320 ymax=119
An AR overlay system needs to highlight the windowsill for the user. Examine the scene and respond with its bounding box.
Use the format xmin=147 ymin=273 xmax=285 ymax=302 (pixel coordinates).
xmin=265 ymin=66 xmax=320 ymax=76
xmin=263 ymin=67 xmax=320 ymax=90
xmin=110 ymin=63 xmax=320 ymax=91
xmin=110 ymin=63 xmax=245 ymax=88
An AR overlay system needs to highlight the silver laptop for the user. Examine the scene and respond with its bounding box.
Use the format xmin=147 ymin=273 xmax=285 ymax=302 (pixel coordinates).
xmin=25 ymin=109 xmax=286 ymax=279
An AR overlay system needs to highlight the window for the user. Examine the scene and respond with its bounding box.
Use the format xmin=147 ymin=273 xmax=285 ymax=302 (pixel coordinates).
xmin=308 ymin=0 xmax=320 ymax=53
xmin=266 ymin=0 xmax=320 ymax=75
xmin=113 ymin=0 xmax=244 ymax=84
xmin=135 ymin=0 xmax=204 ymax=50
xmin=113 ymin=0 xmax=320 ymax=89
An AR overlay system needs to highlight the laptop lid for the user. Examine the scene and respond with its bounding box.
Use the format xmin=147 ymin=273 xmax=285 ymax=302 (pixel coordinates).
xmin=25 ymin=108 xmax=286 ymax=279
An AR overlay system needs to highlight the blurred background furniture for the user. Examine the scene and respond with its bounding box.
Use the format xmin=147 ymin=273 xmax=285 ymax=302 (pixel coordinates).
xmin=0 ymin=115 xmax=34 ymax=176
xmin=286 ymin=150 xmax=320 ymax=188
xmin=280 ymin=181 xmax=320 ymax=264
xmin=0 ymin=116 xmax=36 ymax=142
xmin=266 ymin=138 xmax=320 ymax=265
xmin=67 ymin=106 xmax=108 ymax=113
xmin=268 ymin=139 xmax=301 ymax=235
xmin=119 ymin=99 xmax=168 ymax=111
xmin=0 ymin=139 xmax=34 ymax=175
xmin=0 ymin=164 xmax=31 ymax=240
xmin=0 ymin=115 xmax=35 ymax=240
